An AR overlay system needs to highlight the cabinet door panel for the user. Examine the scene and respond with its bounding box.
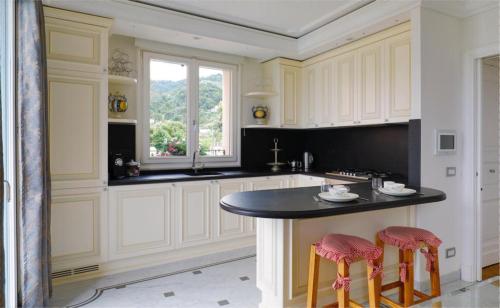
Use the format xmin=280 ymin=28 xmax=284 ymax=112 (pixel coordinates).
xmin=386 ymin=32 xmax=411 ymax=120
xmin=304 ymin=67 xmax=316 ymax=126
xmin=216 ymin=180 xmax=246 ymax=238
xmin=281 ymin=66 xmax=299 ymax=125
xmin=179 ymin=183 xmax=211 ymax=246
xmin=51 ymin=190 xmax=105 ymax=269
xmin=319 ymin=62 xmax=333 ymax=126
xmin=250 ymin=177 xmax=287 ymax=191
xmin=109 ymin=188 xmax=173 ymax=259
xmin=48 ymin=72 xmax=105 ymax=188
xmin=335 ymin=54 xmax=356 ymax=124
xmin=358 ymin=43 xmax=383 ymax=122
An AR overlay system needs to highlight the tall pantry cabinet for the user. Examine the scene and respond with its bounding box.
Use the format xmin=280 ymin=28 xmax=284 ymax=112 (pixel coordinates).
xmin=44 ymin=7 xmax=112 ymax=275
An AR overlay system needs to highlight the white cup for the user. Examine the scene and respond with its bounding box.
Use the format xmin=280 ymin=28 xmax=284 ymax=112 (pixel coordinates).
xmin=329 ymin=185 xmax=349 ymax=196
xmin=384 ymin=181 xmax=405 ymax=192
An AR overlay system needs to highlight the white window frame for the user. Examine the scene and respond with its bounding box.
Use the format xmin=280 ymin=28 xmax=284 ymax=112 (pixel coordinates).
xmin=141 ymin=51 xmax=240 ymax=169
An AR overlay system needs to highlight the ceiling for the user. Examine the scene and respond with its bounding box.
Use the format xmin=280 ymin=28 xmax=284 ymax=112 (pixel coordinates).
xmin=134 ymin=0 xmax=374 ymax=38
xmin=42 ymin=0 xmax=498 ymax=61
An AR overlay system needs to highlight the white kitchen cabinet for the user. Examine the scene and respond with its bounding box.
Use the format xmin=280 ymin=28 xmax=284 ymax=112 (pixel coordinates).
xmin=296 ymin=175 xmax=326 ymax=187
xmin=177 ymin=181 xmax=212 ymax=247
xmin=303 ymin=66 xmax=317 ymax=127
xmin=48 ymin=70 xmax=107 ymax=189
xmin=213 ymin=179 xmax=247 ymax=239
xmin=334 ymin=52 xmax=357 ymax=126
xmin=248 ymin=176 xmax=289 ymax=191
xmin=51 ymin=188 xmax=106 ymax=271
xmin=357 ymin=42 xmax=384 ymax=124
xmin=108 ymin=184 xmax=174 ymax=260
xmin=45 ymin=7 xmax=110 ymax=191
xmin=318 ymin=60 xmax=334 ymax=127
xmin=385 ymin=31 xmax=411 ymax=122
xmin=44 ymin=7 xmax=112 ymax=73
xmin=262 ymin=59 xmax=302 ymax=128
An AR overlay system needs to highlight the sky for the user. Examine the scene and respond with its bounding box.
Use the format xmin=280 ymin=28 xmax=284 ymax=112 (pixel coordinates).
xmin=150 ymin=59 xmax=221 ymax=81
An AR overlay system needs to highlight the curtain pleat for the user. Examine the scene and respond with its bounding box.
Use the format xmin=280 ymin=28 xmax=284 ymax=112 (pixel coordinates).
xmin=16 ymin=0 xmax=52 ymax=306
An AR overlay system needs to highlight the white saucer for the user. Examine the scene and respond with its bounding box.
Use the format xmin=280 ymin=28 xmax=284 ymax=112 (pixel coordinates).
xmin=378 ymin=187 xmax=417 ymax=196
xmin=318 ymin=192 xmax=359 ymax=202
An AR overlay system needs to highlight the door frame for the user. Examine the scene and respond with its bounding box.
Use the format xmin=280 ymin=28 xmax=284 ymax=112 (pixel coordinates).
xmin=463 ymin=43 xmax=499 ymax=282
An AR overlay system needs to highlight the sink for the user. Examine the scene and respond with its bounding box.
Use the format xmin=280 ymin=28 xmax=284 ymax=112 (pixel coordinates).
xmin=183 ymin=171 xmax=223 ymax=176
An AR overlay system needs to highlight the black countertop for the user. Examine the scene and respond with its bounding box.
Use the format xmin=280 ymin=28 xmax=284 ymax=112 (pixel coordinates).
xmin=219 ymin=182 xmax=446 ymax=219
xmin=108 ymin=169 xmax=372 ymax=186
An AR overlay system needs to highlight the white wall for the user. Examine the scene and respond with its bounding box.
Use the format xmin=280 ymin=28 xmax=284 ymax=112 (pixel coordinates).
xmin=415 ymin=7 xmax=464 ymax=281
xmin=461 ymin=7 xmax=500 ymax=281
xmin=414 ymin=5 xmax=499 ymax=283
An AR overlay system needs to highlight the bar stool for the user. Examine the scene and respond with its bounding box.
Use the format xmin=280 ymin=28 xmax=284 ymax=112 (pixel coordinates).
xmin=376 ymin=226 xmax=442 ymax=307
xmin=307 ymin=234 xmax=384 ymax=308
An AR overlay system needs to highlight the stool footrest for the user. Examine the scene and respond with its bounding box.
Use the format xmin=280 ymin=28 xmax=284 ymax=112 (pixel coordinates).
xmin=323 ymin=299 xmax=363 ymax=308
xmin=380 ymin=289 xmax=438 ymax=308
xmin=381 ymin=281 xmax=403 ymax=291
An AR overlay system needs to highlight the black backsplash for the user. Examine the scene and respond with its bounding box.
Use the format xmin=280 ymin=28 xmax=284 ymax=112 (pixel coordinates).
xmin=109 ymin=123 xmax=136 ymax=162
xmin=242 ymin=123 xmax=410 ymax=177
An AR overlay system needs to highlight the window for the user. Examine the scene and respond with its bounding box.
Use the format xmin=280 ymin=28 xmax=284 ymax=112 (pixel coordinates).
xmin=142 ymin=52 xmax=239 ymax=167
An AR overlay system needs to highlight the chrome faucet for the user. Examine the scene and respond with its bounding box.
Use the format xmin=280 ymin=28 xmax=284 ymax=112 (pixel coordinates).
xmin=191 ymin=150 xmax=204 ymax=172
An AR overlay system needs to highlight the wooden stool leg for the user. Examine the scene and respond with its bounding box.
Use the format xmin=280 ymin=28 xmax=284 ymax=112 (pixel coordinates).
xmin=367 ymin=260 xmax=381 ymax=308
xmin=398 ymin=249 xmax=405 ymax=303
xmin=429 ymin=246 xmax=441 ymax=297
xmin=403 ymin=249 xmax=414 ymax=307
xmin=307 ymin=245 xmax=320 ymax=308
xmin=337 ymin=259 xmax=350 ymax=308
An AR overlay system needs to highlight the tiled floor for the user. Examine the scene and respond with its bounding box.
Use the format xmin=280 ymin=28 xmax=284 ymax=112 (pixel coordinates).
xmin=50 ymin=253 xmax=499 ymax=308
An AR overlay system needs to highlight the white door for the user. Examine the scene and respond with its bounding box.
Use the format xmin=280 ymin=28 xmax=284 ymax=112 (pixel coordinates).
xmin=334 ymin=53 xmax=357 ymax=126
xmin=214 ymin=179 xmax=247 ymax=239
xmin=108 ymin=185 xmax=174 ymax=260
xmin=303 ymin=66 xmax=317 ymax=127
xmin=385 ymin=31 xmax=411 ymax=121
xmin=51 ymin=188 xmax=106 ymax=270
xmin=318 ymin=60 xmax=334 ymax=127
xmin=281 ymin=65 xmax=300 ymax=126
xmin=178 ymin=182 xmax=212 ymax=246
xmin=480 ymin=57 xmax=500 ymax=269
xmin=357 ymin=42 xmax=384 ymax=124
xmin=48 ymin=70 xmax=107 ymax=189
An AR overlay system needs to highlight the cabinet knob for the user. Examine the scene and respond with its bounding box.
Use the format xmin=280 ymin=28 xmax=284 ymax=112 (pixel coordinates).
xmin=384 ymin=119 xmax=389 ymax=122
xmin=103 ymin=187 xmax=107 ymax=192
xmin=315 ymin=124 xmax=318 ymax=127
xmin=330 ymin=123 xmax=334 ymax=126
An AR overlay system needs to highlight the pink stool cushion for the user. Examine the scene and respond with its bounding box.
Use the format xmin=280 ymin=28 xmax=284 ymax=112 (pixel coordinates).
xmin=315 ymin=234 xmax=383 ymax=290
xmin=378 ymin=226 xmax=442 ymax=280
xmin=378 ymin=226 xmax=442 ymax=251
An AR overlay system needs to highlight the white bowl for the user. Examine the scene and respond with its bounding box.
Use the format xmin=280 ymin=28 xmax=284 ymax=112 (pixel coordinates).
xmin=328 ymin=185 xmax=349 ymax=196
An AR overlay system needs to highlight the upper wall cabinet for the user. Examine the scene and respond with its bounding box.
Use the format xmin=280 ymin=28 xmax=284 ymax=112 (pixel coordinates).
xmin=48 ymin=70 xmax=107 ymax=189
xmin=356 ymin=42 xmax=384 ymax=124
xmin=44 ymin=7 xmax=112 ymax=74
xmin=385 ymin=31 xmax=412 ymax=122
xmin=298 ymin=22 xmax=411 ymax=129
xmin=44 ymin=7 xmax=111 ymax=190
xmin=262 ymin=59 xmax=302 ymax=128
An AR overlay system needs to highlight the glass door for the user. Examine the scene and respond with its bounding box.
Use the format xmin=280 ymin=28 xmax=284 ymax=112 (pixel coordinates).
xmin=1 ymin=0 xmax=16 ymax=306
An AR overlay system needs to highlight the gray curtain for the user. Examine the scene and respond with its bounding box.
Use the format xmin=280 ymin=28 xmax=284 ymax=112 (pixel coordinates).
xmin=16 ymin=0 xmax=52 ymax=307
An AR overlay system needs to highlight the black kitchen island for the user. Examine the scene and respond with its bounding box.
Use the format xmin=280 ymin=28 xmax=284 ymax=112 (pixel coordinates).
xmin=219 ymin=182 xmax=446 ymax=308
xmin=220 ymin=182 xmax=446 ymax=219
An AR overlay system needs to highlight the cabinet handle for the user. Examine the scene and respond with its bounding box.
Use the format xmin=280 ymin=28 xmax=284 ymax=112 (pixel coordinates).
xmin=330 ymin=123 xmax=334 ymax=126
xmin=172 ymin=183 xmax=176 ymax=187
xmin=384 ymin=119 xmax=389 ymax=122
xmin=315 ymin=124 xmax=318 ymax=127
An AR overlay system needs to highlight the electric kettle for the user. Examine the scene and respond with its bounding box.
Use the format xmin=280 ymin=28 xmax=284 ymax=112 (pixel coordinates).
xmin=303 ymin=152 xmax=314 ymax=172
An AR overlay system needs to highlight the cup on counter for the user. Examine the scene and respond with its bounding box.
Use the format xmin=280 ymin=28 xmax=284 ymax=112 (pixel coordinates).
xmin=371 ymin=176 xmax=383 ymax=190
xmin=329 ymin=185 xmax=350 ymax=196
xmin=383 ymin=181 xmax=405 ymax=192
xmin=320 ymin=184 xmax=331 ymax=193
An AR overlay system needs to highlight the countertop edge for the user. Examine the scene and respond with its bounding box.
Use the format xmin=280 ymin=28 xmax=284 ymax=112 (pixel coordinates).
xmin=219 ymin=191 xmax=446 ymax=219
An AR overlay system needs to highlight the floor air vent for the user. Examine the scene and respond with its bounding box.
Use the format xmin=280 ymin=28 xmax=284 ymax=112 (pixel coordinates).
xmin=51 ymin=264 xmax=99 ymax=279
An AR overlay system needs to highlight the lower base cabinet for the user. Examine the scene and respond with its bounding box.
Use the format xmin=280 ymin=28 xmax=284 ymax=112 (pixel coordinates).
xmin=51 ymin=187 xmax=107 ymax=272
xmin=108 ymin=184 xmax=174 ymax=260
xmin=52 ymin=174 xmax=352 ymax=281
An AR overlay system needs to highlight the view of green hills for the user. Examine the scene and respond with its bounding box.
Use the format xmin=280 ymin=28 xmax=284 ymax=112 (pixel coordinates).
xmin=149 ymin=73 xmax=223 ymax=157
